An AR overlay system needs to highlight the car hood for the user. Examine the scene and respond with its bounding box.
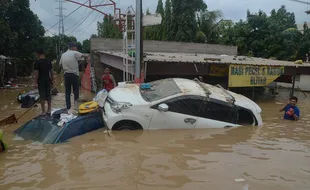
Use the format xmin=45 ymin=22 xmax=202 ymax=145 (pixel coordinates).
xmin=108 ymin=84 xmax=147 ymax=105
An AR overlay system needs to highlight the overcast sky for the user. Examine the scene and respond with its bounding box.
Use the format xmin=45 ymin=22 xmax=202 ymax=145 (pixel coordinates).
xmin=29 ymin=0 xmax=310 ymax=42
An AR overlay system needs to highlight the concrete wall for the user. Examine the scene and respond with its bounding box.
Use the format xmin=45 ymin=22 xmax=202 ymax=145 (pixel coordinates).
xmin=91 ymin=38 xmax=238 ymax=55
xmin=277 ymin=74 xmax=310 ymax=92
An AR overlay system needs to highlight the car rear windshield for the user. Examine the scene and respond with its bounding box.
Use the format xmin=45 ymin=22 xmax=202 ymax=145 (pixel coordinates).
xmin=140 ymin=78 xmax=182 ymax=102
xmin=15 ymin=117 xmax=62 ymax=144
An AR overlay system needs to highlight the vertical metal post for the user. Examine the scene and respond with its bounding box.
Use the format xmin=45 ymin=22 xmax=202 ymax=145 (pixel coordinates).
xmin=134 ymin=0 xmax=142 ymax=81
xmin=291 ymin=73 xmax=296 ymax=97
xmin=140 ymin=2 xmax=143 ymax=82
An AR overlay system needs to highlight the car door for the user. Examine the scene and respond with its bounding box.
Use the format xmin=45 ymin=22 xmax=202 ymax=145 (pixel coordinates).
xmin=195 ymin=99 xmax=240 ymax=128
xmin=149 ymin=96 xmax=204 ymax=130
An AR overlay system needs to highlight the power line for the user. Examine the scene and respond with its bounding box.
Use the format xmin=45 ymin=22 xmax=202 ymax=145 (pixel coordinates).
xmin=78 ymin=12 xmax=102 ymax=39
xmin=67 ymin=10 xmax=96 ymax=36
xmin=66 ymin=9 xmax=95 ymax=34
xmin=68 ymin=0 xmax=106 ymax=36
xmin=45 ymin=0 xmax=88 ymax=34
xmin=64 ymin=4 xmax=90 ymax=33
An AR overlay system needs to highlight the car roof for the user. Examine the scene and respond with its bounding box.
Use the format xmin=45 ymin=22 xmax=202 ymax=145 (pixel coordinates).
xmin=172 ymin=78 xmax=261 ymax=112
xmin=173 ymin=78 xmax=206 ymax=96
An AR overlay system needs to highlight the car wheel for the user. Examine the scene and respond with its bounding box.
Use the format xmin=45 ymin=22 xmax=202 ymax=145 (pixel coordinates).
xmin=117 ymin=125 xmax=137 ymax=131
xmin=114 ymin=121 xmax=143 ymax=131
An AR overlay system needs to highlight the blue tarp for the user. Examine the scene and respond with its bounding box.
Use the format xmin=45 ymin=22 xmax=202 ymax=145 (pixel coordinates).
xmin=15 ymin=111 xmax=105 ymax=144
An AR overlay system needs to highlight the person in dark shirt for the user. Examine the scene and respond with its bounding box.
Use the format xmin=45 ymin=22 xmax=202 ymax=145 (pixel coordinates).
xmin=279 ymin=96 xmax=300 ymax=121
xmin=34 ymin=48 xmax=54 ymax=116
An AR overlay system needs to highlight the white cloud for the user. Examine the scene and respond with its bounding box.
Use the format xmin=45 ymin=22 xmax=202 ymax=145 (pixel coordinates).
xmin=29 ymin=0 xmax=310 ymax=42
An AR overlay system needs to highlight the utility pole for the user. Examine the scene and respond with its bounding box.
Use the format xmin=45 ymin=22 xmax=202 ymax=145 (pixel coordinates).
xmin=134 ymin=0 xmax=142 ymax=82
xmin=56 ymin=0 xmax=66 ymax=57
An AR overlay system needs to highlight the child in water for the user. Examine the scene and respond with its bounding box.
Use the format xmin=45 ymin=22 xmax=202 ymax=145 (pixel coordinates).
xmin=279 ymin=96 xmax=300 ymax=121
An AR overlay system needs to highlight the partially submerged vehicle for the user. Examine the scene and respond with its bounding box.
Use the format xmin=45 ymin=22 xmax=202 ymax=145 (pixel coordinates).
xmin=17 ymin=88 xmax=58 ymax=107
xmin=17 ymin=89 xmax=40 ymax=104
xmin=103 ymin=78 xmax=263 ymax=130
xmin=15 ymin=110 xmax=104 ymax=144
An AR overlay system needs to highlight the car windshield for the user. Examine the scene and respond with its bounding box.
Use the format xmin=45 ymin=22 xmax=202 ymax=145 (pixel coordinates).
xmin=15 ymin=117 xmax=62 ymax=144
xmin=140 ymin=78 xmax=182 ymax=102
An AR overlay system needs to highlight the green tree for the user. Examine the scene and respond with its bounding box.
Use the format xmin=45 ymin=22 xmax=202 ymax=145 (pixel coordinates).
xmin=156 ymin=0 xmax=164 ymax=18
xmin=281 ymin=28 xmax=303 ymax=60
xmin=297 ymin=23 xmax=310 ymax=60
xmin=218 ymin=5 xmax=305 ymax=60
xmin=146 ymin=8 xmax=151 ymax=15
xmin=3 ymin=0 xmax=45 ymax=75
xmin=195 ymin=31 xmax=206 ymax=43
xmin=82 ymin=39 xmax=90 ymax=53
xmin=171 ymin=0 xmax=207 ymax=42
xmin=162 ymin=0 xmax=173 ymax=40
xmin=97 ymin=15 xmax=122 ymax=38
xmin=197 ymin=9 xmax=223 ymax=43
xmin=154 ymin=0 xmax=165 ymax=40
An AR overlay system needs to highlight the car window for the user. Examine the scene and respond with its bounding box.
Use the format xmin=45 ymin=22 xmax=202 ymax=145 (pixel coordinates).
xmin=140 ymin=78 xmax=182 ymax=102
xmin=199 ymin=101 xmax=236 ymax=123
xmin=164 ymin=97 xmax=206 ymax=116
xmin=237 ymin=108 xmax=255 ymax=125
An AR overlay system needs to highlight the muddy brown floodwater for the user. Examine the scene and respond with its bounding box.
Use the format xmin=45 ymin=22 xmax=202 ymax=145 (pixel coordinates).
xmin=0 ymin=82 xmax=309 ymax=190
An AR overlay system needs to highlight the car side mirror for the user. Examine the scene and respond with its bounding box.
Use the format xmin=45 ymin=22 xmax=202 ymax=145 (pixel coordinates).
xmin=158 ymin=103 xmax=169 ymax=112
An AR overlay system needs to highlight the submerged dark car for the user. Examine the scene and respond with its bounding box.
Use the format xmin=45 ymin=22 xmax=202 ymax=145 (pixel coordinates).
xmin=15 ymin=111 xmax=105 ymax=144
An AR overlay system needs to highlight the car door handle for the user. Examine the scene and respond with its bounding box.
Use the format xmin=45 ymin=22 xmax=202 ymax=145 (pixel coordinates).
xmin=184 ymin=118 xmax=196 ymax=124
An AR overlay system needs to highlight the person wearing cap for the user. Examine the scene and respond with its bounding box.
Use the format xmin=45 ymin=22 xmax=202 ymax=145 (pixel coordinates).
xmin=60 ymin=42 xmax=86 ymax=112
xmin=0 ymin=130 xmax=8 ymax=152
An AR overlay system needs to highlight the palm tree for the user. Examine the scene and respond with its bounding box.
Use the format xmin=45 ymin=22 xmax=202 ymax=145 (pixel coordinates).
xmin=197 ymin=10 xmax=224 ymax=43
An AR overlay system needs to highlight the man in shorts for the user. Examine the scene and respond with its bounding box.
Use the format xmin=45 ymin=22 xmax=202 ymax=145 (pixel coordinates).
xmin=34 ymin=48 xmax=54 ymax=116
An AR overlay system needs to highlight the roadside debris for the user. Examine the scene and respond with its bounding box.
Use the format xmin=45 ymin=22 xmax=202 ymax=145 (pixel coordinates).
xmin=234 ymin=178 xmax=245 ymax=182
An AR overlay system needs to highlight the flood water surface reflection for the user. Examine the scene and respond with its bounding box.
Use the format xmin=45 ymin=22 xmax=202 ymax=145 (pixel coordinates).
xmin=0 ymin=89 xmax=310 ymax=190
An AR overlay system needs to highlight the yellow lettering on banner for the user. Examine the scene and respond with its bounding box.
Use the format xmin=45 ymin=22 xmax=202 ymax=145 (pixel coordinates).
xmin=228 ymin=64 xmax=284 ymax=87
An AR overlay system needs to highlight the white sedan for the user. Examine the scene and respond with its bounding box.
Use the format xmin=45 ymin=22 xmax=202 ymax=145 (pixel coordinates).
xmin=102 ymin=78 xmax=263 ymax=130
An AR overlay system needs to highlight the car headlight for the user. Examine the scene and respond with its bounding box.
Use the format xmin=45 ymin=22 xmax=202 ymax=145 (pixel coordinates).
xmin=110 ymin=102 xmax=132 ymax=113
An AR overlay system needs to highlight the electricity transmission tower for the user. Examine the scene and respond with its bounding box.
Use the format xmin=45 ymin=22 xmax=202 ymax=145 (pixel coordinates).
xmin=56 ymin=0 xmax=66 ymax=57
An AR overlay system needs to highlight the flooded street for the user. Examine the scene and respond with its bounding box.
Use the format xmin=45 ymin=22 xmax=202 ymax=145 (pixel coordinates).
xmin=0 ymin=83 xmax=310 ymax=190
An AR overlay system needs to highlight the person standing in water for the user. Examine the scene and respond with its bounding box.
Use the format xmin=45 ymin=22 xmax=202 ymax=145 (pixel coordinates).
xmin=34 ymin=48 xmax=54 ymax=116
xmin=279 ymin=96 xmax=300 ymax=121
xmin=101 ymin=68 xmax=116 ymax=92
xmin=60 ymin=42 xmax=85 ymax=112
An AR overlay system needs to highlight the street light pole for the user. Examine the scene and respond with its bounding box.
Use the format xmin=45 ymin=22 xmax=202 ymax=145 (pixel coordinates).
xmin=135 ymin=0 xmax=142 ymax=82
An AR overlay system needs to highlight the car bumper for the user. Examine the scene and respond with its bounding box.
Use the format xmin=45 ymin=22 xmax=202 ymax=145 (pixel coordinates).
xmin=103 ymin=102 xmax=122 ymax=130
xmin=255 ymin=114 xmax=263 ymax=126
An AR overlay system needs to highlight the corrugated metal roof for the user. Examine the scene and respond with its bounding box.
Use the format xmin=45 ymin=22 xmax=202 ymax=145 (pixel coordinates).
xmin=97 ymin=51 xmax=310 ymax=67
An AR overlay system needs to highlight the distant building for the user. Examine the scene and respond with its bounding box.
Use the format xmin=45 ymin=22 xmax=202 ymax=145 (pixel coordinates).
xmin=297 ymin=22 xmax=310 ymax=34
